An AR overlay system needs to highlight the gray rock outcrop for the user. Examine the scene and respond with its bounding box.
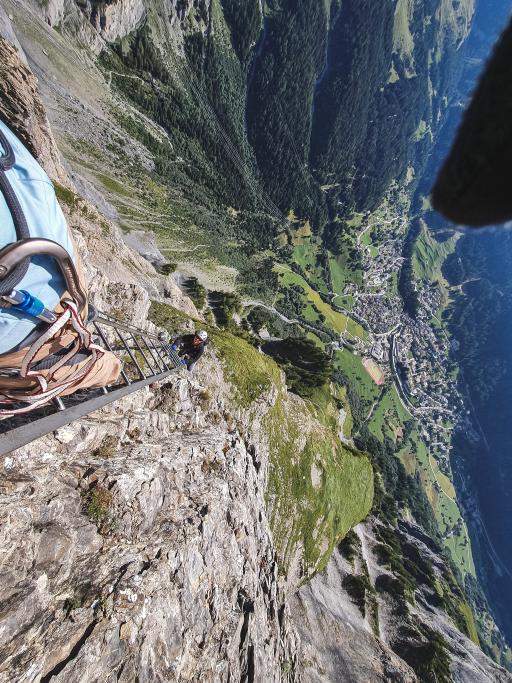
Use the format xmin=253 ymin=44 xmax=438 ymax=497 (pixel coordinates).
xmin=291 ymin=522 xmax=512 ymax=682
xmin=0 ymin=369 xmax=299 ymax=682
xmin=0 ymin=35 xmax=67 ymax=183
xmin=76 ymin=0 xmax=146 ymax=43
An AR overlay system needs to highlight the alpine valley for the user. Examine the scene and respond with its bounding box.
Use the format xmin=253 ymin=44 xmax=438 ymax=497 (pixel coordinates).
xmin=0 ymin=0 xmax=512 ymax=681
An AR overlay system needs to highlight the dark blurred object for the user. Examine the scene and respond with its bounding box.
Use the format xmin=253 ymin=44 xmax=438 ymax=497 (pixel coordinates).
xmin=432 ymin=20 xmax=512 ymax=227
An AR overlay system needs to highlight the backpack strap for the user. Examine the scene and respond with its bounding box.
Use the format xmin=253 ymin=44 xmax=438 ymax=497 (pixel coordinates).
xmin=0 ymin=128 xmax=31 ymax=295
xmin=0 ymin=128 xmax=15 ymax=168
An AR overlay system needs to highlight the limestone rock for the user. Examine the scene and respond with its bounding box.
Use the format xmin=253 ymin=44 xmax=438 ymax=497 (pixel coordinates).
xmin=76 ymin=0 xmax=146 ymax=43
xmin=0 ymin=5 xmax=26 ymax=58
xmin=290 ymin=522 xmax=512 ymax=682
xmin=42 ymin=0 xmax=66 ymax=28
xmin=0 ymin=36 xmax=67 ymax=183
xmin=0 ymin=361 xmax=299 ymax=682
xmin=122 ymin=229 xmax=167 ymax=268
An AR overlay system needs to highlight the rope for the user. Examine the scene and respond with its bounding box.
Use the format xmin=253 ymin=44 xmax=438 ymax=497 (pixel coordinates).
xmin=0 ymin=300 xmax=105 ymax=417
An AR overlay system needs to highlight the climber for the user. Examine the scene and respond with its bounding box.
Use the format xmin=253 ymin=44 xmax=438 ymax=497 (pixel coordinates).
xmin=170 ymin=330 xmax=208 ymax=371
xmin=0 ymin=119 xmax=121 ymax=416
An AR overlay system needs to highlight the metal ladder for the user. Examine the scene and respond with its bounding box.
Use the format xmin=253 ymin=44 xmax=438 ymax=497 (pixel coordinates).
xmin=0 ymin=313 xmax=185 ymax=455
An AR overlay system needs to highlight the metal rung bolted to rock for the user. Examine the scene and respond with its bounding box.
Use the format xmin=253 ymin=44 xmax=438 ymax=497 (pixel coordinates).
xmin=0 ymin=313 xmax=183 ymax=455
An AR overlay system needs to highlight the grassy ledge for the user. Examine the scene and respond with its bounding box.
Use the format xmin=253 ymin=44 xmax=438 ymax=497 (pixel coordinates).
xmin=265 ymin=387 xmax=373 ymax=578
xmin=150 ymin=301 xmax=374 ymax=578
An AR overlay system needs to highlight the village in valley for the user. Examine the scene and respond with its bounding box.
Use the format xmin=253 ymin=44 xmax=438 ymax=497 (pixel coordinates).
xmin=331 ymin=187 xmax=476 ymax=476
xmin=275 ymin=183 xmax=482 ymax=574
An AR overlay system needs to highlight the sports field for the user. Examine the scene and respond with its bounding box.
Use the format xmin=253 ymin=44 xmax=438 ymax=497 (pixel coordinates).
xmin=363 ymin=357 xmax=385 ymax=385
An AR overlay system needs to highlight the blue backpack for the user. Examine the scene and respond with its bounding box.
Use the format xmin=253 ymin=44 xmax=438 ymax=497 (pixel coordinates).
xmin=0 ymin=120 xmax=81 ymax=354
xmin=0 ymin=121 xmax=120 ymax=416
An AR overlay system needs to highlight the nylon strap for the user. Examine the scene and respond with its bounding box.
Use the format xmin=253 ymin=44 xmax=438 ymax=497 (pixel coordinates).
xmin=0 ymin=128 xmax=31 ymax=294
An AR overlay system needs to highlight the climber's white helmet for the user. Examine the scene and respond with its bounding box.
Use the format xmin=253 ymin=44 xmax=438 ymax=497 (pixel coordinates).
xmin=196 ymin=330 xmax=208 ymax=342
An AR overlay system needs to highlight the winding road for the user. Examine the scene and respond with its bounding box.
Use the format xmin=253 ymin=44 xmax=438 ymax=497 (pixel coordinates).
xmin=242 ymin=299 xmax=330 ymax=338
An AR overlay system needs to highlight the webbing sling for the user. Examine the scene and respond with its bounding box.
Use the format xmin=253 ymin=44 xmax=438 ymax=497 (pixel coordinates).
xmin=0 ymin=300 xmax=106 ymax=416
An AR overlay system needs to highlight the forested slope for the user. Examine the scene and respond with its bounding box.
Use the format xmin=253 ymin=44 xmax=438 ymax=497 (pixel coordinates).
xmin=93 ymin=0 xmax=475 ymax=241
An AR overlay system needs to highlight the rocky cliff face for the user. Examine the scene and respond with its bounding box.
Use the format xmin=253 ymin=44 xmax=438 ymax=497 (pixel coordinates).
xmin=0 ymin=35 xmax=66 ymax=183
xmin=292 ymin=521 xmax=511 ymax=682
xmin=1 ymin=365 xmax=300 ymax=682
xmin=79 ymin=0 xmax=146 ymax=43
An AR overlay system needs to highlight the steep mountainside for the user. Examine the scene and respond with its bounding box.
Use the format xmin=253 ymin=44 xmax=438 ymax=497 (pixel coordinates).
xmin=247 ymin=0 xmax=474 ymax=218
xmin=0 ymin=32 xmax=372 ymax=680
xmin=0 ymin=0 xmax=511 ymax=680
xmin=293 ymin=520 xmax=511 ymax=683
xmin=4 ymin=0 xmax=476 ymax=271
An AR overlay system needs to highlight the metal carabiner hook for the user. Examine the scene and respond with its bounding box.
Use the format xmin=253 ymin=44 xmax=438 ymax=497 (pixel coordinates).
xmin=0 ymin=238 xmax=87 ymax=313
